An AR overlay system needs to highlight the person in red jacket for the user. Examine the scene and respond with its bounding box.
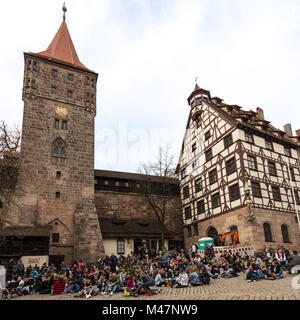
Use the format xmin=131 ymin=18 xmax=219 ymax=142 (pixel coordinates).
xmin=52 ymin=276 xmax=65 ymax=295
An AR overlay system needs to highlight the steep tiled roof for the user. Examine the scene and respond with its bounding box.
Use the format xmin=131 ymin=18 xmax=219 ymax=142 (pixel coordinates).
xmin=28 ymin=21 xmax=92 ymax=72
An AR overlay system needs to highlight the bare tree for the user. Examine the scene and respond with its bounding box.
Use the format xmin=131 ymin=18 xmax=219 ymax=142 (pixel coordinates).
xmin=139 ymin=145 xmax=178 ymax=252
xmin=0 ymin=121 xmax=22 ymax=240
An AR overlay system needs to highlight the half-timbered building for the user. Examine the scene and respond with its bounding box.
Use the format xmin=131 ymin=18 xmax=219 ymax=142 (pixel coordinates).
xmin=177 ymin=83 xmax=300 ymax=251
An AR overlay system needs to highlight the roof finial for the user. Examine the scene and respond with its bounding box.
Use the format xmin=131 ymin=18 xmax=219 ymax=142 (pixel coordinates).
xmin=194 ymin=76 xmax=200 ymax=91
xmin=62 ymin=2 xmax=67 ymax=21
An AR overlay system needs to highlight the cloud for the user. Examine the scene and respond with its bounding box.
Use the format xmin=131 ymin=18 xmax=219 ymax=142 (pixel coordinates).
xmin=1 ymin=0 xmax=300 ymax=173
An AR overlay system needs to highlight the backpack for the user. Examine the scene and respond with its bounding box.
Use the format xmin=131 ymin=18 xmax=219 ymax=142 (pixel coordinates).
xmin=123 ymin=290 xmax=131 ymax=297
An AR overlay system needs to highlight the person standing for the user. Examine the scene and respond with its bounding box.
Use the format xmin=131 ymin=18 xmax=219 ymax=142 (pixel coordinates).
xmin=17 ymin=260 xmax=25 ymax=277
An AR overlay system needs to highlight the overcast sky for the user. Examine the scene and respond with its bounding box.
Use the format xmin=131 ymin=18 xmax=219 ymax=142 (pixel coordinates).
xmin=1 ymin=0 xmax=300 ymax=173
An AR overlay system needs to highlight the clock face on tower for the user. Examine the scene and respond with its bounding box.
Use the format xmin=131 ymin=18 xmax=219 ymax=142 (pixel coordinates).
xmin=55 ymin=106 xmax=68 ymax=117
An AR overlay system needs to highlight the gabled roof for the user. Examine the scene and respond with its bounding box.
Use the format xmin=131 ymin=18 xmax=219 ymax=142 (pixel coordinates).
xmin=27 ymin=21 xmax=93 ymax=73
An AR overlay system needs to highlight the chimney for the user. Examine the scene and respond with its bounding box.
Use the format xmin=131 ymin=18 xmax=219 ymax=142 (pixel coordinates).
xmin=256 ymin=107 xmax=264 ymax=120
xmin=283 ymin=123 xmax=293 ymax=136
xmin=296 ymin=129 xmax=300 ymax=137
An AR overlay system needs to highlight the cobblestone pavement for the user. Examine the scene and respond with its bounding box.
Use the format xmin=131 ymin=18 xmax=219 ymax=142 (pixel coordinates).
xmin=3 ymin=272 xmax=300 ymax=301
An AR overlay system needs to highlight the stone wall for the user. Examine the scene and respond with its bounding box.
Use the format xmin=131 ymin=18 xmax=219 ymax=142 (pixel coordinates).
xmin=184 ymin=206 xmax=300 ymax=252
xmin=95 ymin=190 xmax=183 ymax=239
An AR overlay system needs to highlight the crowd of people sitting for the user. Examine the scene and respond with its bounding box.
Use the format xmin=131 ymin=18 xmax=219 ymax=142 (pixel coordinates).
xmin=2 ymin=245 xmax=300 ymax=299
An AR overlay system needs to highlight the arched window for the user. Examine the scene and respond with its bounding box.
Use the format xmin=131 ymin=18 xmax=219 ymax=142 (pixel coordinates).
xmin=230 ymin=225 xmax=239 ymax=245
xmin=207 ymin=226 xmax=220 ymax=246
xmin=281 ymin=224 xmax=290 ymax=243
xmin=263 ymin=223 xmax=273 ymax=242
xmin=52 ymin=138 xmax=66 ymax=163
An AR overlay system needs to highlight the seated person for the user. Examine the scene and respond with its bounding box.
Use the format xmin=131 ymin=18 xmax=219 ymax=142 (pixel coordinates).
xmin=198 ymin=265 xmax=210 ymax=285
xmin=275 ymin=249 xmax=291 ymax=274
xmin=246 ymin=264 xmax=258 ymax=282
xmin=39 ymin=275 xmax=54 ymax=294
xmin=171 ymin=268 xmax=189 ymax=288
xmin=119 ymin=268 xmax=127 ymax=287
xmin=270 ymin=260 xmax=283 ymax=279
xmin=189 ymin=266 xmax=202 ymax=286
xmin=104 ymin=273 xmax=122 ymax=296
xmin=52 ymin=275 xmax=65 ymax=295
xmin=155 ymin=269 xmax=166 ymax=287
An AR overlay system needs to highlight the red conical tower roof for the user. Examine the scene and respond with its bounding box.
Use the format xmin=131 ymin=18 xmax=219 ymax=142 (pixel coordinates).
xmin=29 ymin=21 xmax=92 ymax=73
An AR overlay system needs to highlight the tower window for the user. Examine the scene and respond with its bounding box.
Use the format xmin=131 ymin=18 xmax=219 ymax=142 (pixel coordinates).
xmin=52 ymin=233 xmax=60 ymax=243
xmin=27 ymin=59 xmax=32 ymax=69
xmin=31 ymin=79 xmax=36 ymax=89
xmin=86 ymin=77 xmax=90 ymax=85
xmin=0 ymin=200 xmax=3 ymax=209
xmin=54 ymin=119 xmax=60 ymax=130
xmin=68 ymin=73 xmax=73 ymax=81
xmin=56 ymin=171 xmax=61 ymax=179
xmin=91 ymin=78 xmax=95 ymax=87
xmin=55 ymin=192 xmax=61 ymax=199
xmin=62 ymin=120 xmax=67 ymax=131
xmin=67 ymin=90 xmax=73 ymax=98
xmin=51 ymin=86 xmax=57 ymax=94
xmin=52 ymin=69 xmax=58 ymax=77
xmin=52 ymin=138 xmax=66 ymax=162
xmin=33 ymin=61 xmax=38 ymax=71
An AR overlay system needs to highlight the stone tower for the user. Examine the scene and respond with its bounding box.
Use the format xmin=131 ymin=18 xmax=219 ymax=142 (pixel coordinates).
xmin=18 ymin=11 xmax=105 ymax=264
